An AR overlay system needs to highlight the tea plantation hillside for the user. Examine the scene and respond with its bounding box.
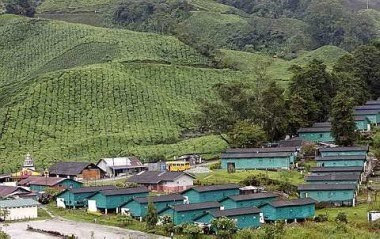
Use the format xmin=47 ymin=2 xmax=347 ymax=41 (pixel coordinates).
xmin=0 ymin=14 xmax=210 ymax=105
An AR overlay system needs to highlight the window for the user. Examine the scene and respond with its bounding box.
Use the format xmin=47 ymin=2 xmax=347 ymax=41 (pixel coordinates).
xmin=319 ymin=134 xmax=323 ymax=138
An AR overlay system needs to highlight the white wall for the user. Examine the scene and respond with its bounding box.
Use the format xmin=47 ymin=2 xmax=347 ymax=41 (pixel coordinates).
xmin=2 ymin=206 xmax=38 ymax=221
xmin=56 ymin=198 xmax=66 ymax=208
xmin=87 ymin=200 xmax=97 ymax=212
xmin=164 ymin=175 xmax=193 ymax=187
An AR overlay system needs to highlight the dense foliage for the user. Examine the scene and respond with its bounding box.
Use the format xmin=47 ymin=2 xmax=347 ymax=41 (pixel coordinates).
xmin=4 ymin=0 xmax=36 ymax=17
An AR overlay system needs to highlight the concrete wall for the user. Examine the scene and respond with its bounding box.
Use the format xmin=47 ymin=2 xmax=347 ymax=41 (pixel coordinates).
xmin=2 ymin=206 xmax=38 ymax=221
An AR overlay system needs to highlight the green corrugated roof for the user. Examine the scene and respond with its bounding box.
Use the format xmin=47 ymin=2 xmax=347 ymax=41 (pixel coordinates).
xmin=0 ymin=198 xmax=40 ymax=208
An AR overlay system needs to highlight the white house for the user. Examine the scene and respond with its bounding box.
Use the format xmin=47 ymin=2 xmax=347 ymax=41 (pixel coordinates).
xmin=96 ymin=157 xmax=147 ymax=177
xmin=0 ymin=198 xmax=39 ymax=221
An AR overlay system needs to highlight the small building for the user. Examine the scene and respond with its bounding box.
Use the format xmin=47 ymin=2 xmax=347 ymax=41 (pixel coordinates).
xmin=220 ymin=192 xmax=278 ymax=209
xmin=319 ymin=146 xmax=369 ymax=157
xmin=159 ymin=201 xmax=221 ymax=225
xmin=0 ymin=198 xmax=40 ymax=221
xmin=181 ymin=184 xmax=240 ymax=203
xmin=195 ymin=207 xmax=262 ymax=229
xmin=56 ymin=185 xmax=116 ymax=208
xmin=0 ymin=186 xmax=32 ymax=199
xmin=127 ymin=171 xmax=194 ymax=193
xmin=315 ymin=155 xmax=367 ymax=168
xmin=354 ymin=116 xmax=371 ymax=132
xmin=239 ymin=186 xmax=265 ymax=195
xmin=177 ymin=154 xmax=202 ymax=165
xmin=353 ymin=109 xmax=380 ymax=125
xmin=278 ymin=138 xmax=303 ymax=150
xmin=18 ymin=176 xmax=82 ymax=192
xmin=310 ymin=166 xmax=363 ymax=175
xmin=221 ymin=152 xmax=294 ymax=170
xmin=259 ymin=198 xmax=316 ymax=222
xmin=11 ymin=153 xmax=41 ymax=180
xmin=298 ymin=184 xmax=357 ymax=206
xmin=49 ymin=162 xmax=105 ymax=180
xmin=121 ymin=194 xmax=185 ymax=219
xmin=87 ymin=186 xmax=149 ymax=214
xmin=297 ymin=127 xmax=334 ymax=143
xmin=97 ymin=157 xmax=146 ymax=177
xmin=305 ymin=173 xmax=360 ymax=185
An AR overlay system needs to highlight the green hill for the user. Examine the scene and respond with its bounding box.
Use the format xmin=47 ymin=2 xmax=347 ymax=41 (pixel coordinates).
xmin=0 ymin=14 xmax=251 ymax=172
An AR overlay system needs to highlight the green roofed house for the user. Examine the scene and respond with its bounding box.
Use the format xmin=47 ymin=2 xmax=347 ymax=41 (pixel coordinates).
xmin=354 ymin=116 xmax=371 ymax=132
xmin=297 ymin=127 xmax=334 ymax=143
xmin=18 ymin=176 xmax=82 ymax=192
xmin=56 ymin=185 xmax=116 ymax=208
xmin=181 ymin=184 xmax=240 ymax=203
xmin=221 ymin=152 xmax=294 ymax=171
xmin=195 ymin=207 xmax=262 ymax=229
xmin=298 ymin=184 xmax=357 ymax=206
xmin=87 ymin=186 xmax=149 ymax=214
xmin=121 ymin=194 xmax=185 ymax=220
xmin=353 ymin=109 xmax=380 ymax=125
xmin=159 ymin=201 xmax=221 ymax=225
xmin=220 ymin=192 xmax=278 ymax=209
xmin=315 ymin=155 xmax=367 ymax=168
xmin=319 ymin=146 xmax=369 ymax=157
xmin=305 ymin=173 xmax=360 ymax=185
xmin=259 ymin=198 xmax=316 ymax=223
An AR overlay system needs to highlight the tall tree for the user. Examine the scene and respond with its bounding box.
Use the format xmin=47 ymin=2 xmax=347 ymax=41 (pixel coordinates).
xmin=288 ymin=60 xmax=336 ymax=124
xmin=145 ymin=200 xmax=158 ymax=229
xmin=227 ymin=121 xmax=267 ymax=148
xmin=5 ymin=0 xmax=36 ymax=17
xmin=331 ymin=92 xmax=356 ymax=146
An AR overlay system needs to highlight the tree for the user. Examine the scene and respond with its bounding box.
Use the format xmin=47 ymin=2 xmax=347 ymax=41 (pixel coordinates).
xmin=182 ymin=224 xmax=202 ymax=239
xmin=288 ymin=60 xmax=336 ymax=125
xmin=145 ymin=200 xmax=158 ymax=229
xmin=211 ymin=217 xmax=237 ymax=239
xmin=287 ymin=93 xmax=317 ymax=135
xmin=227 ymin=121 xmax=267 ymax=148
xmin=5 ymin=0 xmax=36 ymax=17
xmin=0 ymin=208 xmax=9 ymax=221
xmin=331 ymin=92 xmax=356 ymax=146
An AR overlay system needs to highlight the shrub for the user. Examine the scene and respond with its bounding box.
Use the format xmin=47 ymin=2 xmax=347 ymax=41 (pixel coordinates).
xmin=211 ymin=217 xmax=237 ymax=239
xmin=314 ymin=214 xmax=328 ymax=222
xmin=262 ymin=221 xmax=285 ymax=239
xmin=182 ymin=224 xmax=203 ymax=239
xmin=335 ymin=212 xmax=348 ymax=223
xmin=209 ymin=161 xmax=221 ymax=170
xmin=145 ymin=200 xmax=158 ymax=229
xmin=117 ymin=215 xmax=133 ymax=226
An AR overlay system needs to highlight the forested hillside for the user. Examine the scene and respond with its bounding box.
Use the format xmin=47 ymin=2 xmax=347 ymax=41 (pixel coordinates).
xmin=0 ymin=0 xmax=379 ymax=172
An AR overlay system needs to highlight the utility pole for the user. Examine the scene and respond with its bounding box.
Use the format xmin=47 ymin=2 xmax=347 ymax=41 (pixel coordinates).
xmin=367 ymin=0 xmax=370 ymax=10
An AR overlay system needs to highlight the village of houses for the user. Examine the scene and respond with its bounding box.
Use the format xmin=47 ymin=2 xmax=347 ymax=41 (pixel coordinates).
xmin=1 ymin=100 xmax=380 ymax=238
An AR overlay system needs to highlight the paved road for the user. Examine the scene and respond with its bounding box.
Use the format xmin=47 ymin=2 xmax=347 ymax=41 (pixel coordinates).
xmin=1 ymin=218 xmax=168 ymax=239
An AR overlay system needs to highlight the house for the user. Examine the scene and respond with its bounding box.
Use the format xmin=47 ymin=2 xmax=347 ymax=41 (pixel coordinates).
xmin=0 ymin=186 xmax=32 ymax=199
xmin=159 ymin=201 xmax=221 ymax=225
xmin=49 ymin=162 xmax=105 ymax=180
xmin=354 ymin=116 xmax=371 ymax=132
xmin=319 ymin=146 xmax=368 ymax=157
xmin=259 ymin=198 xmax=316 ymax=222
xmin=18 ymin=176 xmax=82 ymax=192
xmin=225 ymin=147 xmax=297 ymax=154
xmin=97 ymin=157 xmax=146 ymax=177
xmin=56 ymin=185 xmax=116 ymax=208
xmin=195 ymin=207 xmax=262 ymax=229
xmin=181 ymin=184 xmax=240 ymax=203
xmin=0 ymin=198 xmax=40 ymax=221
xmin=298 ymin=184 xmax=357 ymax=206
xmin=310 ymin=166 xmax=363 ymax=175
xmin=278 ymin=138 xmax=303 ymax=150
xmin=11 ymin=153 xmax=41 ymax=180
xmin=297 ymin=127 xmax=334 ymax=143
xmin=87 ymin=186 xmax=149 ymax=214
xmin=121 ymin=194 xmax=185 ymax=219
xmin=220 ymin=192 xmax=278 ymax=209
xmin=305 ymin=174 xmax=360 ymax=185
xmin=315 ymin=155 xmax=367 ymax=168
xmin=221 ymin=152 xmax=294 ymax=170
xmin=127 ymin=171 xmax=194 ymax=193
xmin=353 ymin=110 xmax=380 ymax=125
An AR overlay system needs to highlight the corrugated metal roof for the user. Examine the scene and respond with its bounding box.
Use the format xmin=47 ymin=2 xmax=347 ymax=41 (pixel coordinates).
xmin=319 ymin=146 xmax=368 ymax=152
xmin=210 ymin=207 xmax=261 ymax=217
xmin=227 ymin=192 xmax=278 ymax=202
xmin=134 ymin=194 xmax=185 ymax=203
xmin=187 ymin=184 xmax=240 ymax=193
xmin=225 ymin=147 xmax=297 ymax=154
xmin=297 ymin=127 xmax=331 ymax=133
xmin=315 ymin=155 xmax=366 ymax=161
xmin=298 ymin=184 xmax=357 ymax=191
xmin=0 ymin=198 xmax=40 ymax=208
xmin=365 ymin=100 xmax=380 ymax=105
xmin=0 ymin=186 xmax=30 ymax=197
xmin=172 ymin=202 xmax=220 ymax=212
xmin=310 ymin=166 xmax=363 ymax=172
xmin=221 ymin=152 xmax=292 ymax=159
xmin=128 ymin=171 xmax=194 ymax=184
xmin=69 ymin=186 xmax=117 ymax=194
xmin=353 ymin=110 xmax=380 ymax=115
xmin=355 ymin=105 xmax=380 ymax=110
xmin=18 ymin=176 xmax=78 ymax=186
xmin=49 ymin=162 xmax=96 ymax=176
xmin=266 ymin=198 xmax=316 ymax=208
xmin=312 ymin=122 xmax=331 ymax=128
xmin=306 ymin=174 xmax=360 ymax=182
